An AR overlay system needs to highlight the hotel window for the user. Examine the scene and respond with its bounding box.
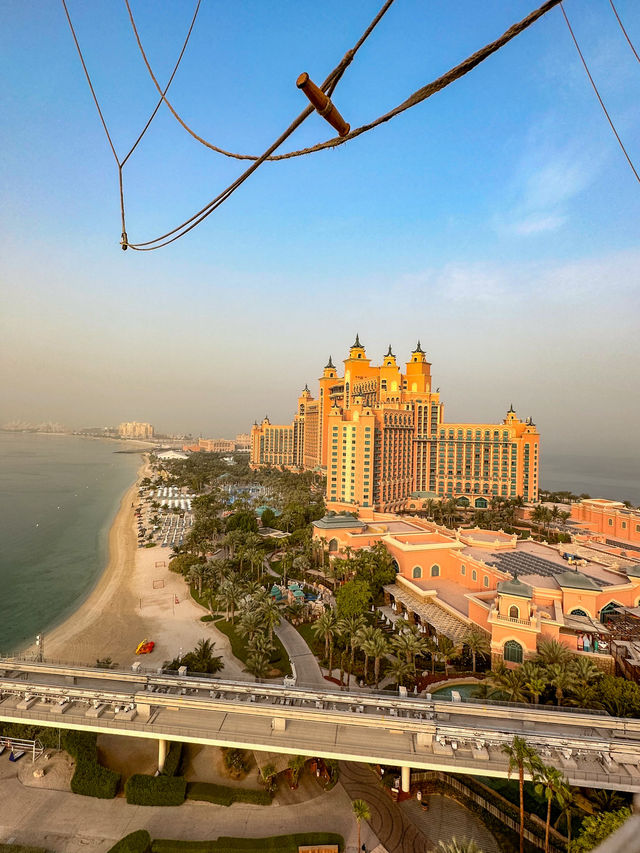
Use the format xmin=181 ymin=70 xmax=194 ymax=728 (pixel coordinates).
xmin=509 ymin=605 xmax=520 ymax=619
xmin=472 ymin=569 xmax=477 ymax=581
xmin=412 ymin=566 xmax=422 ymax=578
xmin=483 ymin=576 xmax=489 ymax=587
xmin=430 ymin=564 xmax=440 ymax=577
xmin=461 ymin=564 xmax=466 ymax=575
xmin=608 ymin=519 xmax=613 ymax=526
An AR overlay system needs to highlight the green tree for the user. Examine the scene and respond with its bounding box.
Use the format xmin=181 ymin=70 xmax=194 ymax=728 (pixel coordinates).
xmin=547 ymin=662 xmax=576 ymax=706
xmin=287 ymin=754 xmax=307 ymax=788
xmin=259 ymin=597 xmax=282 ymax=643
xmin=569 ymin=808 xmax=631 ymax=852
xmin=335 ymin=579 xmax=370 ymax=618
xmin=312 ymin=608 xmax=339 ymax=676
xmin=554 ymin=785 xmax=580 ymax=851
xmin=436 ymin=635 xmax=461 ymax=676
xmin=502 ymin=736 xmax=543 ymax=853
xmin=352 ymin=798 xmax=371 ymax=852
xmin=535 ymin=764 xmax=569 ymax=853
xmin=463 ymin=627 xmax=490 ymax=674
xmin=364 ymin=630 xmax=388 ymax=687
xmin=536 ymin=638 xmax=574 ymax=667
xmin=387 ymin=657 xmax=412 ymax=688
xmin=339 ymin=614 xmax=367 ymax=687
xmin=226 ymin=509 xmax=259 ymax=533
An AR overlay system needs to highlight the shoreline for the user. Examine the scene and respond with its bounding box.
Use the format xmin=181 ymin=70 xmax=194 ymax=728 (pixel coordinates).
xmin=31 ymin=458 xmax=149 ymax=664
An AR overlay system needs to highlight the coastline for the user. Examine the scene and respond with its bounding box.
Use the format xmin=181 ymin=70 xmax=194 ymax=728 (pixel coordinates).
xmin=34 ymin=459 xmax=149 ymax=665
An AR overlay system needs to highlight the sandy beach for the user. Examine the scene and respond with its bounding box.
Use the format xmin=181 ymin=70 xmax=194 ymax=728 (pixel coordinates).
xmin=38 ymin=460 xmax=249 ymax=679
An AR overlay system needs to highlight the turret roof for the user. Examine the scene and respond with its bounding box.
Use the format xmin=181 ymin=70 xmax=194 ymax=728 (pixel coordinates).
xmin=325 ymin=355 xmax=335 ymax=369
xmin=413 ymin=340 xmax=425 ymax=353
xmin=497 ymin=576 xmax=533 ymax=598
xmin=351 ymin=333 xmax=363 ymax=349
xmin=555 ymin=570 xmax=602 ymax=591
xmin=386 ymin=344 xmax=395 ymax=358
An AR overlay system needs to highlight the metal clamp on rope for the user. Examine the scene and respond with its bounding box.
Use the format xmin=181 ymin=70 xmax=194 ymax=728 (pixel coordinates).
xmin=121 ymin=231 xmax=129 ymax=251
xmin=296 ymin=72 xmax=350 ymax=137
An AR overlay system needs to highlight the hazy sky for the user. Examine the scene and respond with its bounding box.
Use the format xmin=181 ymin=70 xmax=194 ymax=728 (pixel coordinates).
xmin=1 ymin=1 xmax=639 ymax=455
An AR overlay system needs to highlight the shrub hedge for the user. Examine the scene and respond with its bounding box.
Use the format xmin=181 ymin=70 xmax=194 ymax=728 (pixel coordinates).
xmin=106 ymin=831 xmax=152 ymax=853
xmin=125 ymin=774 xmax=187 ymax=806
xmin=151 ymin=834 xmax=344 ymax=853
xmin=161 ymin=742 xmax=183 ymax=777
xmin=0 ymin=846 xmax=48 ymax=853
xmin=185 ymin=782 xmax=272 ymax=807
xmin=63 ymin=730 xmax=120 ymax=799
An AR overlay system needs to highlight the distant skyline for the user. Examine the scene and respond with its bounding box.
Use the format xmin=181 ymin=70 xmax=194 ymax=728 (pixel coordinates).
xmin=2 ymin=1 xmax=639 ymax=457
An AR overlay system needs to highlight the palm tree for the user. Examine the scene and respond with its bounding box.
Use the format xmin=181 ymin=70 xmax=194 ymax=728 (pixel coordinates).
xmin=502 ymin=736 xmax=543 ymax=853
xmin=312 ymin=608 xmax=339 ymax=676
xmin=259 ymin=598 xmax=282 ymax=643
xmin=570 ymin=656 xmax=602 ymax=686
xmin=424 ymin=635 xmax=439 ymax=675
xmin=437 ymin=636 xmax=461 ymax=676
xmin=500 ymin=668 xmax=528 ymax=703
xmin=237 ymin=608 xmax=263 ymax=643
xmin=522 ymin=663 xmax=547 ymax=705
xmin=387 ymin=657 xmax=412 ymax=688
xmin=355 ymin=624 xmax=379 ymax=681
xmin=437 ymin=841 xmax=484 ymax=853
xmin=260 ymin=762 xmax=278 ymax=792
xmin=339 ymin=614 xmax=367 ymax=687
xmin=463 ymin=627 xmax=490 ymax=674
xmin=361 ymin=630 xmax=388 ymax=687
xmin=352 ymin=799 xmax=371 ymax=852
xmin=535 ymin=764 xmax=569 ymax=853
xmin=536 ymin=638 xmax=573 ymax=667
xmin=192 ymin=638 xmax=224 ymax=674
xmin=287 ymin=754 xmax=307 ymax=788
xmin=188 ymin=562 xmax=208 ymax=597
xmin=554 ymin=785 xmax=579 ymax=851
xmin=546 ymin=662 xmax=575 ymax=705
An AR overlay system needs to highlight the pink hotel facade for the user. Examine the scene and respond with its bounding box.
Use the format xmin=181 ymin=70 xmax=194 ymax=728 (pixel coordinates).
xmin=313 ymin=510 xmax=640 ymax=669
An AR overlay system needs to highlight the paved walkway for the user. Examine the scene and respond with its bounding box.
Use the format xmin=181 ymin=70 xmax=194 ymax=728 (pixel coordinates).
xmin=0 ymin=767 xmax=366 ymax=853
xmin=275 ymin=618 xmax=325 ymax=688
xmin=339 ymin=762 xmax=432 ymax=853
xmin=400 ymin=794 xmax=501 ymax=853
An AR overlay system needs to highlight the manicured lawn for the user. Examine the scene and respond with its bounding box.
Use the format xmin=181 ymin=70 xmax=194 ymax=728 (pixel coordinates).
xmin=214 ymin=619 xmax=292 ymax=677
xmin=295 ymin=622 xmax=324 ymax=657
xmin=186 ymin=782 xmax=271 ymax=806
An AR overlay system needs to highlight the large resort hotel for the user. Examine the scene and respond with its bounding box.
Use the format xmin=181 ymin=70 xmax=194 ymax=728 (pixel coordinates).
xmin=250 ymin=336 xmax=540 ymax=511
xmin=312 ymin=509 xmax=640 ymax=671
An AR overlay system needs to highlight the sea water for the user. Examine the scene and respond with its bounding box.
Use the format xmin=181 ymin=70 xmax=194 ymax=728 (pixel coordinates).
xmin=0 ymin=433 xmax=141 ymax=654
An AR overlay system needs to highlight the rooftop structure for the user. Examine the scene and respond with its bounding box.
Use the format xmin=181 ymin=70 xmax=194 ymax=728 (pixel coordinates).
xmin=118 ymin=421 xmax=154 ymax=439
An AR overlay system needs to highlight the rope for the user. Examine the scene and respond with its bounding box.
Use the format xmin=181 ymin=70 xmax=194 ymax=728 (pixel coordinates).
xmin=608 ymin=0 xmax=640 ymax=65
xmin=62 ymin=0 xmax=203 ymax=246
xmin=121 ymin=0 xmax=203 ymax=167
xmin=124 ymin=0 xmax=396 ymax=161
xmin=561 ymin=3 xmax=640 ymax=184
xmin=128 ymin=0 xmax=563 ymax=250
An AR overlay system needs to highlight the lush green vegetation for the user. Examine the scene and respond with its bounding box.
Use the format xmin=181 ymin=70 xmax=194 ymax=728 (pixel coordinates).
xmin=569 ymin=807 xmax=632 ymax=852
xmin=151 ymin=834 xmax=343 ymax=853
xmin=63 ymin=730 xmax=120 ymax=799
xmin=482 ymin=639 xmax=640 ymax=715
xmin=215 ymin=618 xmax=291 ymax=677
xmin=106 ymin=831 xmax=152 ymax=853
xmin=185 ymin=782 xmax=272 ymax=807
xmin=125 ymin=774 xmax=187 ymax=806
xmin=165 ymin=638 xmax=224 ymax=676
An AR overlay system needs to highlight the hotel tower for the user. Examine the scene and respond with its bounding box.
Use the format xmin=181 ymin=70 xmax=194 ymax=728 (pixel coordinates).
xmin=250 ymin=337 xmax=539 ymax=512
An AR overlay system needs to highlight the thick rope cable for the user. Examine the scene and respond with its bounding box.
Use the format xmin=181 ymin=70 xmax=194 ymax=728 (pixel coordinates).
xmin=561 ymin=3 xmax=640 ymax=184
xmin=121 ymin=0 xmax=202 ymax=166
xmin=608 ymin=0 xmax=640 ymax=65
xmin=125 ymin=0 xmax=399 ymax=250
xmin=127 ymin=0 xmax=564 ymax=249
xmin=124 ymin=0 xmax=396 ymax=162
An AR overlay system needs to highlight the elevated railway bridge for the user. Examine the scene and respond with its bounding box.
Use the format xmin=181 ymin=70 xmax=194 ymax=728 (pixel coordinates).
xmin=1 ymin=659 xmax=640 ymax=793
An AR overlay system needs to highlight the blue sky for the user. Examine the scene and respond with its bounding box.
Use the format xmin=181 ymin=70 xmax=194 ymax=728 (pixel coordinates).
xmin=1 ymin=0 xmax=639 ymax=456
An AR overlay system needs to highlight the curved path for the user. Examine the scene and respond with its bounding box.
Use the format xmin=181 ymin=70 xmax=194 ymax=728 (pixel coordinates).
xmin=339 ymin=762 xmax=431 ymax=853
xmin=275 ymin=618 xmax=326 ymax=688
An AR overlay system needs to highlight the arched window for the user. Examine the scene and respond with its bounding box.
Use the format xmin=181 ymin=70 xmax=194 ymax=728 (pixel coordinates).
xmin=392 ymin=560 xmax=400 ymax=574
xmin=412 ymin=566 xmax=422 ymax=579
xmin=509 ymin=605 xmax=520 ymax=619
xmin=472 ymin=569 xmax=477 ymax=581
xmin=608 ymin=518 xmax=613 ymax=526
xmin=504 ymin=640 xmax=523 ymax=664
xmin=328 ymin=538 xmax=338 ymax=553
xmin=431 ymin=564 xmax=440 ymax=577
xmin=570 ymin=608 xmax=588 ymax=617
xmin=600 ymin=602 xmax=621 ymax=623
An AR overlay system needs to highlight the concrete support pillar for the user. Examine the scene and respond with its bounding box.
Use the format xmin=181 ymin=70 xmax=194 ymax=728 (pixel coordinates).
xmin=401 ymin=765 xmax=411 ymax=793
xmin=158 ymin=739 xmax=168 ymax=773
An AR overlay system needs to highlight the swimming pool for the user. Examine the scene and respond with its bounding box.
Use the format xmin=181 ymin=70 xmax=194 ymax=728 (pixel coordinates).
xmin=429 ymin=682 xmax=479 ymax=700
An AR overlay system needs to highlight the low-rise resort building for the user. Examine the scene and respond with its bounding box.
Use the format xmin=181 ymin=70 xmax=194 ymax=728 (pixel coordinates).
xmin=313 ymin=502 xmax=640 ymax=673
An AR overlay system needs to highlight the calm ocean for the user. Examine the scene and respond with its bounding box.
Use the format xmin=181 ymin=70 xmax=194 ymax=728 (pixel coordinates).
xmin=0 ymin=433 xmax=141 ymax=654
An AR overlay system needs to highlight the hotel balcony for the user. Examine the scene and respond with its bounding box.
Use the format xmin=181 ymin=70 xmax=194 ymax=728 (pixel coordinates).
xmin=488 ymin=604 xmax=539 ymax=632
